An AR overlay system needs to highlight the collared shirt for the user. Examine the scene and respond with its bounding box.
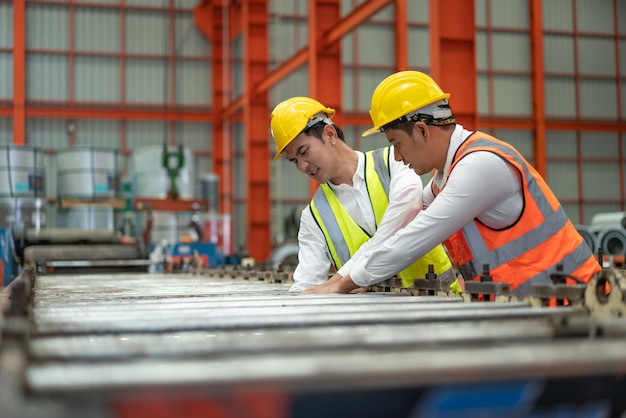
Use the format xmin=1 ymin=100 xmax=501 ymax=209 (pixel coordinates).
xmin=350 ymin=124 xmax=524 ymax=287
xmin=290 ymin=146 xmax=423 ymax=292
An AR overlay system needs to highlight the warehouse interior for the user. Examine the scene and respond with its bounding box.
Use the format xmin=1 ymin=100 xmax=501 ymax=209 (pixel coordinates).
xmin=1 ymin=0 xmax=626 ymax=417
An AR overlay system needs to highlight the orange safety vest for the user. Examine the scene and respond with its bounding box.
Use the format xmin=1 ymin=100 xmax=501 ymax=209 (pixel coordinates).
xmin=433 ymin=132 xmax=601 ymax=296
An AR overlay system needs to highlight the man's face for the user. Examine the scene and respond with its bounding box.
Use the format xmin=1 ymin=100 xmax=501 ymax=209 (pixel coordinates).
xmin=385 ymin=124 xmax=429 ymax=175
xmin=284 ymin=128 xmax=335 ymax=184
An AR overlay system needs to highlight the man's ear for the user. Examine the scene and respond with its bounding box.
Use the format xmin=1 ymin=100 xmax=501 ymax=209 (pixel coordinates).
xmin=324 ymin=124 xmax=337 ymax=144
xmin=414 ymin=122 xmax=428 ymax=140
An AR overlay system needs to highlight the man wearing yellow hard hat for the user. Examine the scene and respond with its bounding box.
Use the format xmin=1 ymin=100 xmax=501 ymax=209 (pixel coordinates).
xmin=303 ymin=70 xmax=601 ymax=297
xmin=270 ymin=96 xmax=455 ymax=293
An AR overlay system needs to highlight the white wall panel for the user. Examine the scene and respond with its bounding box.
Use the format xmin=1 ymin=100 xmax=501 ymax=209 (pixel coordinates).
xmin=578 ymin=37 xmax=616 ymax=76
xmin=583 ymin=163 xmax=620 ymax=200
xmin=476 ymin=32 xmax=487 ymax=70
xmin=546 ymin=130 xmax=577 ymax=157
xmin=26 ymin=5 xmax=69 ymax=50
xmin=407 ymin=27 xmax=430 ymax=68
xmin=546 ymin=161 xmax=578 ymax=200
xmin=125 ymin=58 xmax=167 ymax=104
xmin=79 ymin=0 xmax=120 ymax=4
xmin=0 ymin=119 xmax=12 ymax=143
xmin=125 ymin=10 xmax=169 ymax=55
xmin=75 ymin=57 xmax=121 ymax=102
xmin=271 ymin=0 xmax=307 ymax=15
xmin=544 ymin=35 xmax=575 ymax=74
xmin=175 ymin=60 xmax=211 ymax=105
xmin=75 ymin=7 xmax=120 ymax=53
xmin=477 ymin=74 xmax=489 ymax=114
xmin=406 ymin=0 xmax=429 ymax=23
xmin=126 ymin=120 xmax=168 ymax=150
xmin=26 ymin=54 xmax=69 ymax=101
xmin=578 ymin=78 xmax=618 ymax=119
xmin=493 ymin=129 xmax=534 ymax=163
xmin=176 ymin=0 xmax=201 ymax=8
xmin=0 ymin=2 xmax=12 ymax=47
xmin=126 ymin=0 xmax=168 ymax=7
xmin=622 ymin=80 xmax=626 ymax=120
xmin=175 ymin=12 xmax=210 ymax=57
xmin=178 ymin=122 xmax=212 ymax=176
xmin=355 ymin=24 xmax=395 ymax=65
xmin=542 ymin=0 xmax=574 ymax=31
xmin=544 ymin=77 xmax=576 ymax=118
xmin=26 ymin=119 xmax=70 ymax=149
xmin=0 ymin=53 xmax=12 ymax=99
xmin=620 ymin=0 xmax=626 ymax=34
xmin=576 ymin=0 xmax=614 ymax=33
xmin=73 ymin=119 xmax=121 ymax=148
xmin=492 ymin=75 xmax=532 ymax=116
xmin=491 ymin=0 xmax=528 ymax=28
xmin=491 ymin=33 xmax=530 ymax=71
xmin=344 ymin=68 xmax=390 ymax=114
xmin=580 ymin=131 xmax=619 ymax=158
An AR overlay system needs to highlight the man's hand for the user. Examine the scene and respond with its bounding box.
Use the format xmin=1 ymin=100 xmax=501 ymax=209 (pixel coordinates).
xmin=301 ymin=275 xmax=360 ymax=294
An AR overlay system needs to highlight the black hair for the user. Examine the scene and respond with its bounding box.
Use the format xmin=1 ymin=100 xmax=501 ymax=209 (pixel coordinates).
xmin=303 ymin=121 xmax=345 ymax=142
xmin=384 ymin=118 xmax=455 ymax=136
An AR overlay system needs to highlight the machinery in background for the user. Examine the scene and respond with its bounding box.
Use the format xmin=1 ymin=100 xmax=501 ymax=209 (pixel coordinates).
xmin=0 ymin=144 xmax=232 ymax=284
xmin=131 ymin=145 xmax=233 ymax=274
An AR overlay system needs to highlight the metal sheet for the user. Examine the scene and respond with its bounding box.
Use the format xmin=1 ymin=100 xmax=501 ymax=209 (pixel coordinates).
xmin=29 ymin=318 xmax=558 ymax=360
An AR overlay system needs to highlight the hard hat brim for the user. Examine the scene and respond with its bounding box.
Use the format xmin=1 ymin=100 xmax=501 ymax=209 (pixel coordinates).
xmin=361 ymin=126 xmax=381 ymax=137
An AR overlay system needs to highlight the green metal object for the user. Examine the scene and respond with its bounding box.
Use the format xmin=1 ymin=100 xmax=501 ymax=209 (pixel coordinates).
xmin=162 ymin=144 xmax=185 ymax=200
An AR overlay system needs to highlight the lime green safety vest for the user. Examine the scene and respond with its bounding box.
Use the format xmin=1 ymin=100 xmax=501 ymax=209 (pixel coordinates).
xmin=310 ymin=147 xmax=452 ymax=288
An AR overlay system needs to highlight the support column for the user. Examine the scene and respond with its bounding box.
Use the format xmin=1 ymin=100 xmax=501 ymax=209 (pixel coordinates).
xmin=308 ymin=0 xmax=342 ymax=197
xmin=429 ymin=0 xmax=477 ymax=129
xmin=530 ymin=0 xmax=547 ymax=177
xmin=243 ymin=0 xmax=271 ymax=260
xmin=13 ymin=0 xmax=25 ymax=145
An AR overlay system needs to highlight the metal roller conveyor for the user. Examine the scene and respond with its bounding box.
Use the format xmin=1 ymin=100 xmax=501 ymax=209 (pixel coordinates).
xmin=30 ymin=317 xmax=617 ymax=362
xmin=29 ymin=274 xmax=584 ymax=334
xmin=3 ymin=268 xmax=626 ymax=417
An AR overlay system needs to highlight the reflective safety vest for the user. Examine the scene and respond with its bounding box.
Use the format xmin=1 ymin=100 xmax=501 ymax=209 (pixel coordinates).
xmin=310 ymin=147 xmax=452 ymax=288
xmin=433 ymin=132 xmax=601 ymax=296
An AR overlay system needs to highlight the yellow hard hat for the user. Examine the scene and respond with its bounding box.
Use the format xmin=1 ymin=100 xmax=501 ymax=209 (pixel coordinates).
xmin=270 ymin=97 xmax=335 ymax=160
xmin=362 ymin=71 xmax=450 ymax=137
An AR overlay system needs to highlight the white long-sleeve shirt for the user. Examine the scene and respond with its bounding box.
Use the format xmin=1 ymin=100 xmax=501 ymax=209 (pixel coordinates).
xmin=290 ymin=146 xmax=424 ymax=292
xmin=350 ymin=124 xmax=524 ymax=287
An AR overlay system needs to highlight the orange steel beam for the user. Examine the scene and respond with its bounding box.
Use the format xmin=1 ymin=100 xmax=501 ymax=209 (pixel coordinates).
xmin=16 ymin=106 xmax=212 ymax=121
xmin=12 ymin=0 xmax=25 ymax=145
xmin=530 ymin=0 xmax=547 ymax=177
xmin=243 ymin=0 xmax=271 ymax=260
xmin=256 ymin=0 xmax=390 ymax=99
xmin=308 ymin=1 xmax=319 ymax=103
xmin=394 ymin=0 xmax=407 ymax=71
xmin=168 ymin=0 xmax=176 ymax=146
xmin=614 ymin=0 xmax=625 ymax=209
xmin=193 ymin=0 xmax=213 ymax=40
xmin=68 ymin=2 xmax=76 ymax=147
xmin=205 ymin=0 xmax=232 ymax=216
xmin=324 ymin=0 xmax=391 ymax=45
xmin=429 ymin=0 xmax=477 ymax=130
xmin=309 ymin=0 xmax=342 ymax=197
xmin=254 ymin=49 xmax=308 ymax=98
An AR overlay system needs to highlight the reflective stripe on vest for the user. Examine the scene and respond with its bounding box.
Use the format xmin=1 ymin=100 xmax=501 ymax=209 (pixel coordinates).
xmin=437 ymin=132 xmax=600 ymax=294
xmin=310 ymin=147 xmax=452 ymax=286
